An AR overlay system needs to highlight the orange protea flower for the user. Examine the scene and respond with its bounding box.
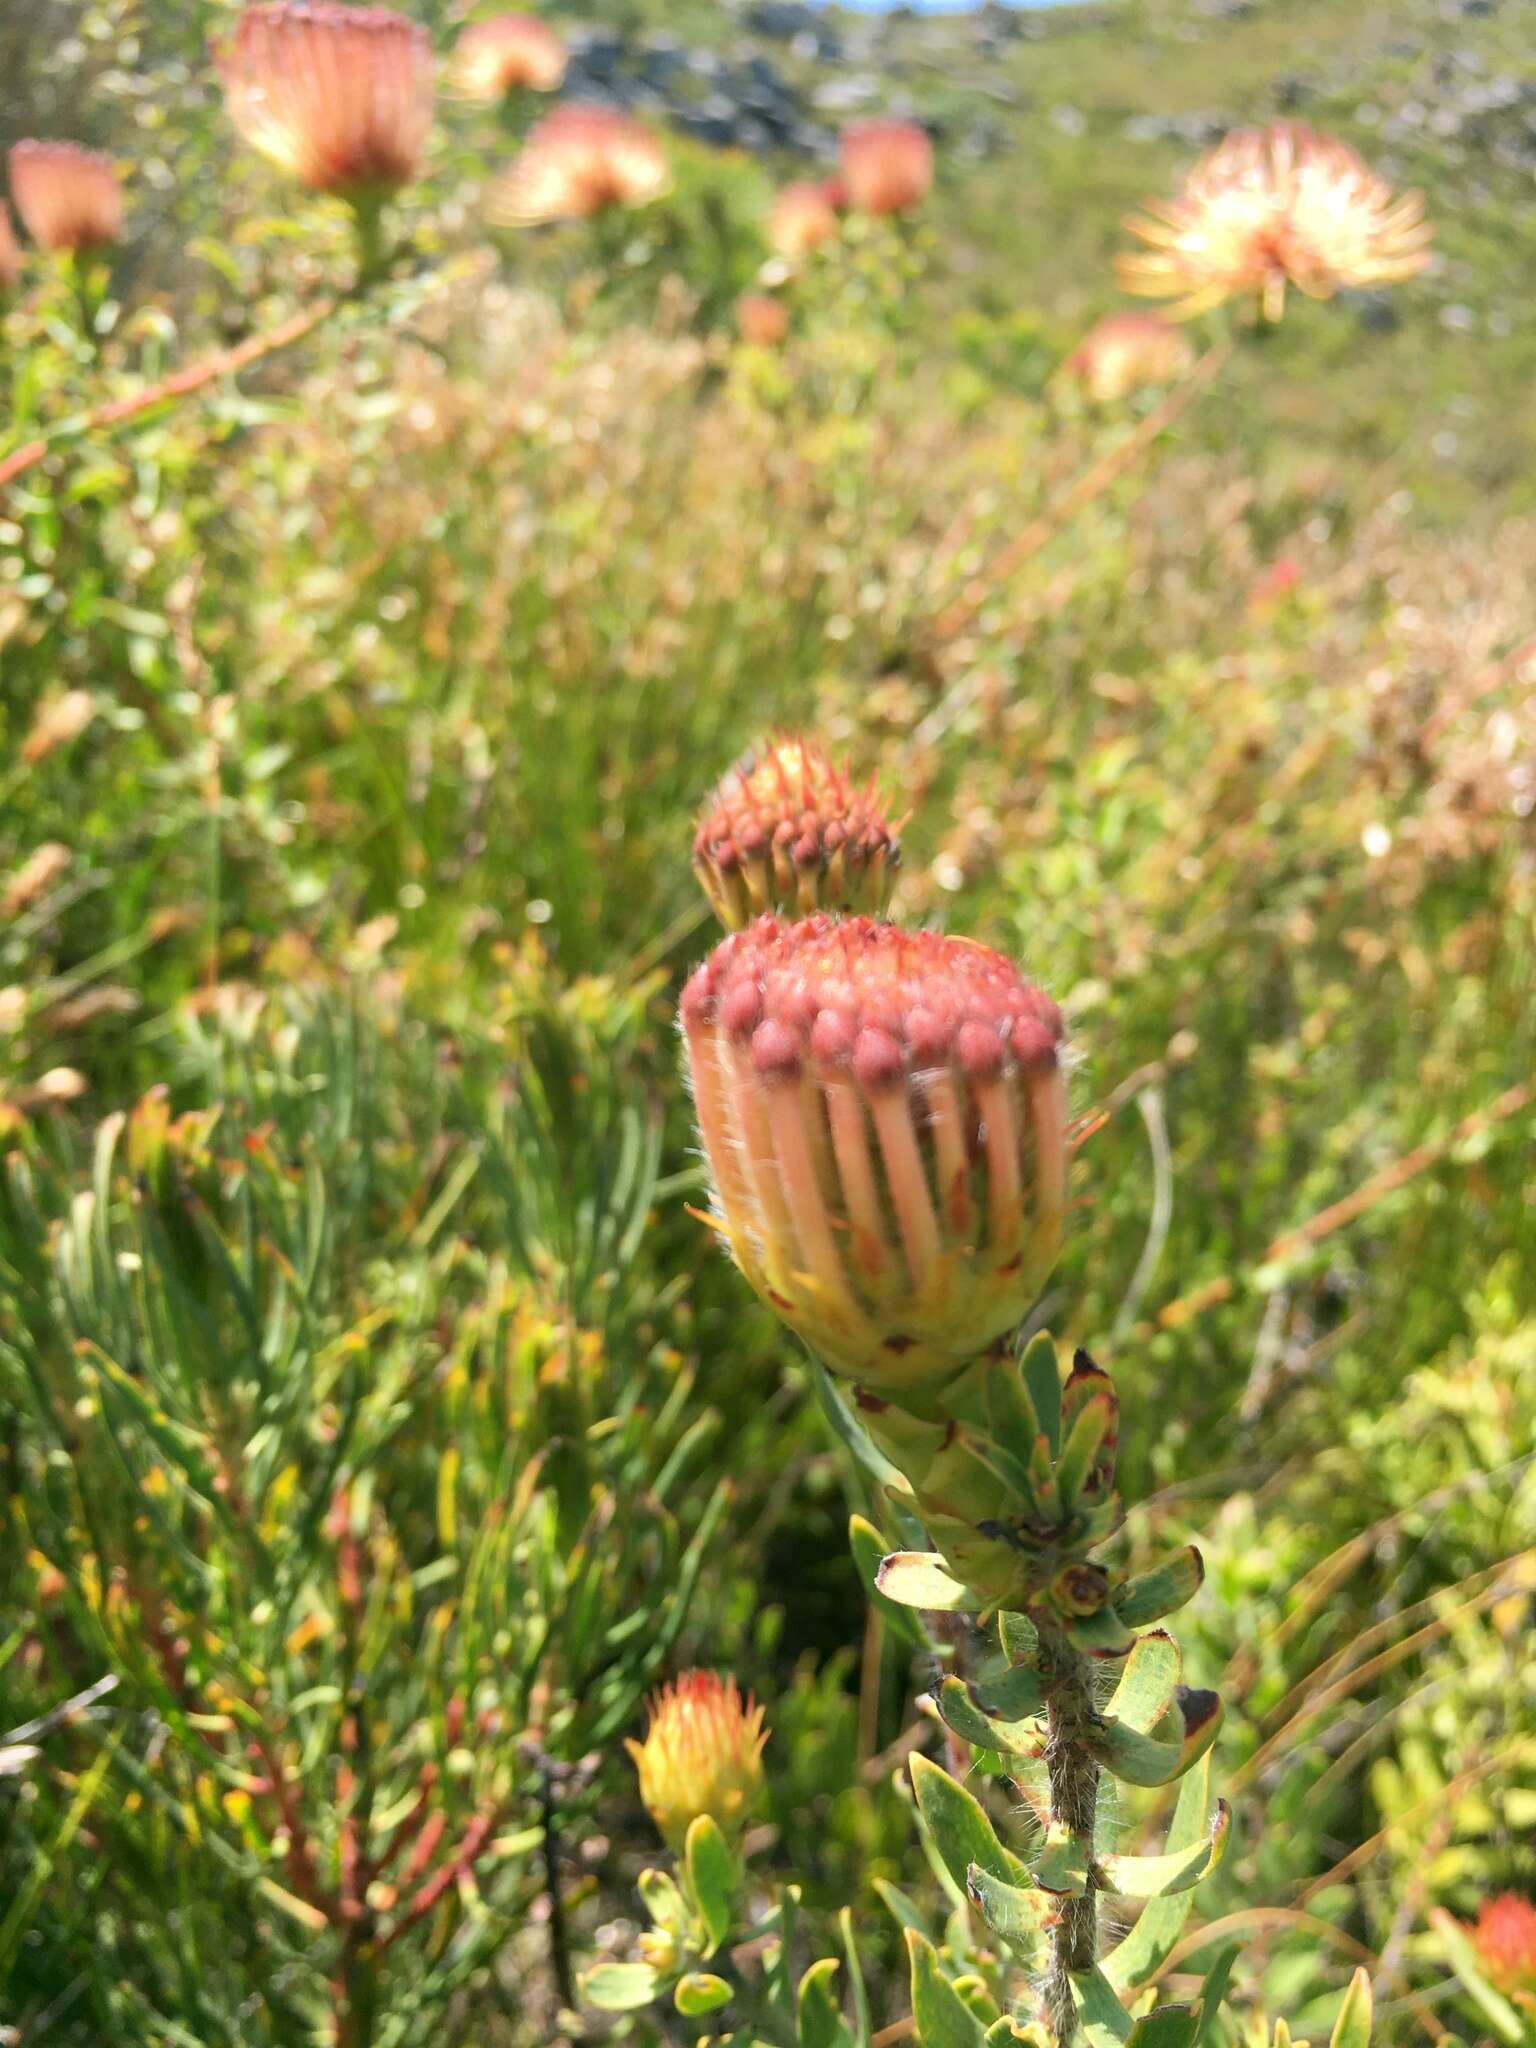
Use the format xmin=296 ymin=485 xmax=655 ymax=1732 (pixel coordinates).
xmin=838 ymin=118 xmax=933 ymax=218
xmin=7 ymin=142 xmax=123 ymax=256
xmin=1472 ymin=1895 xmax=1536 ymax=1999
xmin=766 ymin=179 xmax=842 ymax=258
xmin=626 ymin=1672 xmax=767 ymax=1851
xmin=490 ymin=103 xmax=668 ymax=225
xmin=692 ymin=737 xmax=901 ymax=929
xmin=1063 ymin=310 xmax=1196 ymax=402
xmin=1118 ymin=120 xmax=1432 ymax=321
xmin=0 ymin=203 xmax=21 ymax=288
xmin=449 ymin=13 xmax=566 ymax=99
xmin=736 ymin=292 xmax=789 ymax=347
xmin=680 ymin=915 xmax=1068 ymax=1390
xmin=216 ymin=3 xmax=434 ymax=198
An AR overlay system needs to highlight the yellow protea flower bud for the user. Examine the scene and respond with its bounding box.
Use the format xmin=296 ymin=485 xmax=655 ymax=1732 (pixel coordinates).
xmin=692 ymin=736 xmax=902 ymax=930
xmin=680 ymin=914 xmax=1069 ymax=1394
xmin=625 ymin=1672 xmax=767 ymax=1852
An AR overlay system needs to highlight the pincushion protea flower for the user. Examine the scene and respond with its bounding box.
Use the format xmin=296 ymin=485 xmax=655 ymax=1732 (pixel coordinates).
xmin=1064 ymin=310 xmax=1196 ymax=402
xmin=449 ymin=13 xmax=566 ymax=99
xmin=838 ymin=118 xmax=933 ymax=218
xmin=216 ymin=3 xmax=434 ymax=198
xmin=626 ymin=1671 xmax=767 ymax=1851
xmin=681 ymin=915 xmax=1068 ymax=1391
xmin=1119 ymin=120 xmax=1432 ymax=321
xmin=490 ymin=103 xmax=668 ymax=225
xmin=693 ymin=737 xmax=901 ymax=929
xmin=1472 ymin=1894 xmax=1536 ymax=1997
xmin=0 ymin=204 xmax=21 ymax=288
xmin=736 ymin=293 xmax=789 ymax=347
xmin=766 ymin=179 xmax=842 ymax=258
xmin=7 ymin=142 xmax=123 ymax=255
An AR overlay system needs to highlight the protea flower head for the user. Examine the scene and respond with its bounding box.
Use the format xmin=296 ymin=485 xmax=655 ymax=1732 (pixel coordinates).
xmin=680 ymin=914 xmax=1068 ymax=1392
xmin=1118 ymin=120 xmax=1432 ymax=321
xmin=692 ymin=736 xmax=901 ymax=929
xmin=216 ymin=3 xmax=434 ymax=198
xmin=490 ymin=103 xmax=668 ymax=225
xmin=7 ymin=142 xmax=123 ymax=256
xmin=1063 ymin=310 xmax=1196 ymax=402
xmin=1473 ymin=1894 xmax=1536 ymax=1998
xmin=838 ymin=118 xmax=933 ymax=217
xmin=0 ymin=203 xmax=21 ymax=288
xmin=625 ymin=1671 xmax=767 ymax=1851
xmin=736 ymin=291 xmax=789 ymax=347
xmin=449 ymin=13 xmax=566 ymax=99
xmin=766 ymin=178 xmax=842 ymax=258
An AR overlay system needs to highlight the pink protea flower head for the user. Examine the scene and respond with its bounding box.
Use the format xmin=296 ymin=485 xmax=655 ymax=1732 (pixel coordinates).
xmin=216 ymin=3 xmax=434 ymax=198
xmin=490 ymin=102 xmax=668 ymax=225
xmin=736 ymin=291 xmax=790 ymax=347
xmin=1063 ymin=310 xmax=1196 ymax=402
xmin=838 ymin=118 xmax=933 ymax=217
xmin=625 ymin=1671 xmax=767 ymax=1851
xmin=1119 ymin=120 xmax=1432 ymax=321
xmin=7 ymin=142 xmax=123 ymax=256
xmin=1473 ymin=1895 xmax=1536 ymax=1997
xmin=680 ymin=915 xmax=1069 ymax=1390
xmin=0 ymin=203 xmax=21 ymax=288
xmin=692 ymin=736 xmax=901 ymax=929
xmin=766 ymin=178 xmax=842 ymax=258
xmin=449 ymin=13 xmax=566 ymax=99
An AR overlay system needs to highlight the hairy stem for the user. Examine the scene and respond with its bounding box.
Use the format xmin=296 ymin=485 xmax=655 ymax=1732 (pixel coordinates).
xmin=1040 ymin=1631 xmax=1100 ymax=2043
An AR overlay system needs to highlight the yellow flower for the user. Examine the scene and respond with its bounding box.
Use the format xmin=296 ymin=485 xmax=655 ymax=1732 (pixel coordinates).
xmin=626 ymin=1673 xmax=767 ymax=1851
xmin=1119 ymin=121 xmax=1432 ymax=321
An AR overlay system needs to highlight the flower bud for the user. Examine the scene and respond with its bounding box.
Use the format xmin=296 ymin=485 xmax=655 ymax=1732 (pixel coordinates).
xmin=1062 ymin=311 xmax=1195 ymax=403
xmin=766 ymin=179 xmax=842 ymax=258
xmin=450 ymin=14 xmax=567 ymax=99
xmin=216 ymin=3 xmax=434 ymax=199
xmin=692 ymin=737 xmax=900 ymax=930
xmin=7 ymin=142 xmax=123 ymax=256
xmin=838 ymin=118 xmax=933 ymax=218
xmin=625 ymin=1672 xmax=767 ymax=1852
xmin=491 ymin=103 xmax=668 ymax=225
xmin=681 ymin=914 xmax=1068 ymax=1391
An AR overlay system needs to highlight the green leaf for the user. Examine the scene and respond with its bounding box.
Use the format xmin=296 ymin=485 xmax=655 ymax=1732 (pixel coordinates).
xmin=851 ymin=1513 xmax=928 ymax=1648
xmin=1030 ymin=1820 xmax=1091 ymax=1897
xmin=1330 ymin=1967 xmax=1373 ymax=2048
xmin=838 ymin=1905 xmax=872 ymax=2047
xmin=1115 ymin=1548 xmax=1205 ymax=1629
xmin=999 ymin=1611 xmax=1041 ymax=1665
xmin=974 ymin=1660 xmax=1045 ymax=1721
xmin=684 ymin=1813 xmax=737 ymax=1953
xmin=675 ymin=1971 xmax=733 ymax=2017
xmin=1098 ymin=1802 xmax=1230 ymax=1897
xmin=907 ymin=1929 xmax=989 ymax=2048
xmin=985 ymin=1355 xmax=1047 ymax=1471
xmin=637 ymin=1865 xmax=687 ymax=1931
xmin=1071 ymin=1965 xmax=1134 ymax=2047
xmin=1126 ymin=2006 xmax=1200 ymax=2048
xmin=1060 ymin=1350 xmax=1118 ymax=1490
xmin=1102 ymin=1754 xmax=1217 ymax=1990
xmin=1429 ymin=1908 xmax=1530 ymax=2046
xmin=875 ymin=1876 xmax=932 ymax=1937
xmin=1019 ymin=1332 xmax=1062 ymax=1454
xmin=1088 ymin=1688 xmax=1223 ymax=1787
xmin=985 ymin=2023 xmax=1044 ymax=2046
xmin=911 ymin=1754 xmax=1031 ymax=1900
xmin=583 ymin=1961 xmax=659 ymax=2011
xmin=965 ymin=1863 xmax=1049 ymax=1964
xmin=1192 ymin=1946 xmax=1239 ymax=2048
xmin=936 ymin=1675 xmax=1040 ymax=1759
xmin=1066 ymin=1607 xmax=1136 ymax=1658
xmin=877 ymin=1552 xmax=984 ymax=1612
xmin=799 ymin=1958 xmax=855 ymax=2048
xmin=1105 ymin=1632 xmax=1181 ymax=1732
xmin=1055 ymin=1390 xmax=1114 ymax=1508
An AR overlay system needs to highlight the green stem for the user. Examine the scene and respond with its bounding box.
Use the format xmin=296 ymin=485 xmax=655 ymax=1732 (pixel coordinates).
xmin=350 ymin=194 xmax=389 ymax=292
xmin=1039 ymin=1628 xmax=1100 ymax=2043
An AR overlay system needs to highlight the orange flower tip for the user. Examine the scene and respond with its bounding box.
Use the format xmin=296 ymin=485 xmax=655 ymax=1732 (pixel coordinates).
xmin=838 ymin=117 xmax=933 ymax=217
xmin=216 ymin=3 xmax=434 ymax=199
xmin=680 ymin=914 xmax=1070 ymax=1391
xmin=1119 ymin=120 xmax=1432 ymax=321
xmin=691 ymin=735 xmax=902 ymax=928
xmin=490 ymin=102 xmax=668 ymax=225
xmin=7 ymin=140 xmax=124 ymax=256
xmin=1473 ymin=1894 xmax=1536 ymax=1994
xmin=628 ymin=1671 xmax=768 ymax=1850
xmin=449 ymin=14 xmax=567 ymax=99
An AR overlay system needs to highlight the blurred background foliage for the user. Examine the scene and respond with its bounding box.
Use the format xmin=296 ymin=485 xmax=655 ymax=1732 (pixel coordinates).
xmin=2 ymin=0 xmax=1534 ymax=2042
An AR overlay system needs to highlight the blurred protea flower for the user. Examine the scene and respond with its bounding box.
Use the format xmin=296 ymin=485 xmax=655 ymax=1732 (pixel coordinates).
xmin=838 ymin=118 xmax=933 ymax=217
xmin=490 ymin=103 xmax=667 ymax=225
xmin=216 ymin=3 xmax=434 ymax=199
xmin=1119 ymin=120 xmax=1432 ymax=321
xmin=680 ymin=915 xmax=1068 ymax=1391
xmin=1472 ymin=1895 xmax=1536 ymax=1998
xmin=22 ymin=689 xmax=95 ymax=765
xmin=1063 ymin=310 xmax=1196 ymax=402
xmin=0 ymin=203 xmax=21 ymax=287
xmin=736 ymin=291 xmax=789 ymax=347
xmin=449 ymin=13 xmax=566 ymax=99
xmin=625 ymin=1671 xmax=767 ymax=1851
xmin=692 ymin=736 xmax=901 ymax=928
xmin=766 ymin=178 xmax=842 ymax=258
xmin=7 ymin=142 xmax=123 ymax=256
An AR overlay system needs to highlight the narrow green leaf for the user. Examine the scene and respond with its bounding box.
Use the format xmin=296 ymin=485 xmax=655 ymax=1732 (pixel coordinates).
xmin=1126 ymin=2005 xmax=1200 ymax=2048
xmin=1330 ymin=1967 xmax=1373 ymax=2048
xmin=877 ymin=1552 xmax=984 ymax=1612
xmin=1102 ymin=1755 xmax=1216 ymax=1991
xmin=966 ymin=1863 xmax=1048 ymax=1964
xmin=1088 ymin=1688 xmax=1223 ymax=1788
xmin=675 ymin=1971 xmax=733 ymax=2017
xmin=1054 ymin=1391 xmax=1113 ymax=1508
xmin=582 ymin=1962 xmax=659 ymax=2012
xmin=1098 ymin=1803 xmax=1230 ymax=1897
xmin=684 ymin=1813 xmax=737 ymax=1953
xmin=936 ymin=1676 xmax=1041 ymax=1759
xmin=1191 ymin=1945 xmax=1239 ymax=2048
xmin=1114 ymin=1548 xmax=1205 ymax=1629
xmin=907 ymin=1929 xmax=989 ymax=2048
xmin=875 ymin=1877 xmax=931 ymax=1937
xmin=911 ymin=1754 xmax=1031 ymax=1899
xmin=1029 ymin=1820 xmax=1090 ymax=1897
xmin=798 ymin=1958 xmax=854 ymax=2048
xmin=999 ymin=1611 xmax=1040 ymax=1665
xmin=838 ymin=1905 xmax=872 ymax=2048
xmin=1105 ymin=1633 xmax=1181 ymax=1733
xmin=1019 ymin=1333 xmax=1062 ymax=1454
xmin=1429 ymin=1908 xmax=1529 ymax=2046
xmin=851 ymin=1513 xmax=928 ymax=1648
xmin=1071 ymin=1965 xmax=1134 ymax=2047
